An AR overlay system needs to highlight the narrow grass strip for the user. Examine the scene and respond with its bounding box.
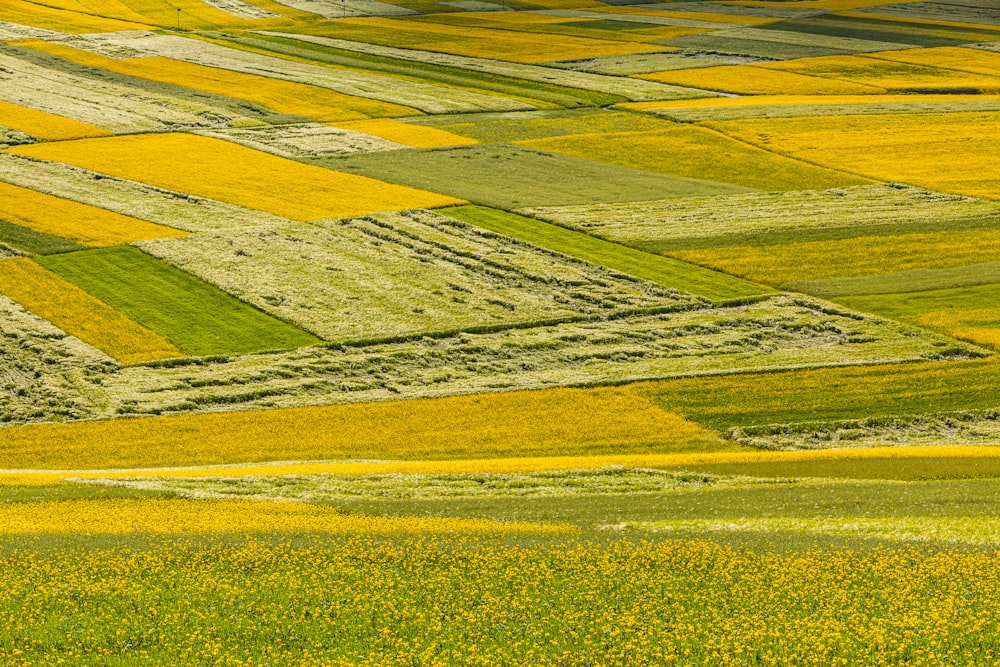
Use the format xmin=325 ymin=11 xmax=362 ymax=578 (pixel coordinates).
xmin=439 ymin=205 xmax=774 ymax=303
xmin=0 ymin=257 xmax=183 ymax=363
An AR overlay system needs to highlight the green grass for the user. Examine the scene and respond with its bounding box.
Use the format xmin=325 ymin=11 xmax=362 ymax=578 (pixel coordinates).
xmin=0 ymin=220 xmax=85 ymax=256
xmin=639 ymin=358 xmax=1000 ymax=431
xmin=439 ymin=205 xmax=775 ymax=302
xmin=758 ymin=15 xmax=998 ymax=47
xmin=216 ymin=33 xmax=623 ymax=109
xmin=654 ymin=34 xmax=850 ymax=60
xmin=407 ymin=108 xmax=676 ymax=143
xmin=36 ymin=247 xmax=320 ymax=357
xmin=789 ymin=262 xmax=1000 ymax=298
xmin=324 ymin=144 xmax=748 ymax=210
xmin=836 ymin=283 xmax=1000 ymax=319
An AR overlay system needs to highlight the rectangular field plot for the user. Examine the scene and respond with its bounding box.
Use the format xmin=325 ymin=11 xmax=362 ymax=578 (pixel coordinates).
xmin=520 ymin=185 xmax=1000 ymax=252
xmin=0 ymin=182 xmax=188 ymax=247
xmin=623 ymin=94 xmax=1000 ymax=122
xmin=36 ymin=247 xmax=320 ymax=357
xmin=707 ymin=112 xmax=1000 ymax=200
xmin=10 ymin=133 xmax=465 ymax=221
xmin=0 ymin=258 xmax=182 ymax=364
xmin=517 ymin=126 xmax=868 ymax=191
xmin=836 ymin=284 xmax=1000 ymax=350
xmin=0 ymin=48 xmax=270 ymax=135
xmin=96 ymin=294 xmax=969 ymax=418
xmin=0 ymin=221 xmax=85 ymax=256
xmin=0 ymin=385 xmax=724 ymax=470
xmin=291 ymin=16 xmax=667 ymax=63
xmin=23 ymin=40 xmax=419 ymax=123
xmin=71 ymin=32 xmax=537 ymax=114
xmin=762 ymin=54 xmax=1000 ymax=93
xmin=138 ymin=210 xmax=696 ymax=343
xmin=325 ymin=144 xmax=746 ymax=210
xmin=0 ymin=99 xmax=108 ymax=141
xmin=638 ymin=65 xmax=886 ymax=95
xmin=668 ymin=228 xmax=1000 ymax=287
xmin=753 ymin=15 xmax=1000 ymax=48
xmin=439 ymin=205 xmax=773 ymax=302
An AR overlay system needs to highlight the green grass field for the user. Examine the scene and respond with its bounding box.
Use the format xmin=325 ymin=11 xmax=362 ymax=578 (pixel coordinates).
xmin=37 ymin=247 xmax=319 ymax=356
xmin=0 ymin=219 xmax=85 ymax=256
xmin=440 ymin=205 xmax=774 ymax=302
xmin=324 ymin=144 xmax=747 ymax=209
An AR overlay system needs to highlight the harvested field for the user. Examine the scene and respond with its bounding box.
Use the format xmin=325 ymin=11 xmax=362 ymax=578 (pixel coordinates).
xmin=543 ymin=51 xmax=765 ymax=76
xmin=254 ymin=31 xmax=709 ymax=102
xmin=857 ymin=2 xmax=1000 ymax=27
xmin=10 ymin=133 xmax=465 ymax=221
xmin=324 ymin=143 xmax=747 ymax=210
xmin=0 ymin=257 xmax=182 ymax=364
xmin=0 ymin=181 xmax=188 ymax=247
xmin=269 ymin=0 xmax=418 ymax=18
xmin=0 ymin=99 xmax=108 ymax=141
xmin=68 ymin=32 xmax=535 ymax=114
xmin=138 ymin=209 xmax=691 ymax=343
xmin=520 ymin=185 xmax=1000 ymax=252
xmin=194 ymin=123 xmax=405 ymax=158
xmin=332 ymin=118 xmax=476 ymax=147
xmin=23 ymin=40 xmax=420 ymax=122
xmin=37 ymin=247 xmax=320 ymax=357
xmin=708 ymin=111 xmax=1000 ymax=199
xmin=518 ymin=126 xmax=868 ymax=191
xmin=0 ymin=47 xmax=259 ymax=134
xmin=0 ymin=293 xmax=113 ymax=425
xmin=88 ymin=294 xmax=973 ymax=418
xmin=439 ymin=205 xmax=772 ymax=302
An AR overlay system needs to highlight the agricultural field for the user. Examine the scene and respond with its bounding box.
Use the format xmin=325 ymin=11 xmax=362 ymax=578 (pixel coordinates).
xmin=5 ymin=0 xmax=1000 ymax=663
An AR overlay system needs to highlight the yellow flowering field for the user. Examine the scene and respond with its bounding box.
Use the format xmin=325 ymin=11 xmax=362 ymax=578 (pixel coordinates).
xmin=21 ymin=41 xmax=418 ymax=123
xmin=519 ymin=127 xmax=867 ymax=191
xmin=708 ymin=112 xmax=1000 ymax=200
xmin=621 ymin=93 xmax=1000 ymax=115
xmin=3 ymin=0 xmax=144 ymax=32
xmin=0 ymin=385 xmax=725 ymax=471
xmin=912 ymin=308 xmax=1000 ymax=349
xmin=586 ymin=5 xmax=778 ymax=25
xmin=10 ymin=133 xmax=464 ymax=221
xmin=0 ymin=181 xmax=188 ymax=247
xmin=868 ymin=46 xmax=1000 ymax=77
xmin=636 ymin=65 xmax=885 ymax=95
xmin=334 ymin=118 xmax=476 ymax=148
xmin=762 ymin=54 xmax=1000 ymax=93
xmin=0 ymin=498 xmax=570 ymax=535
xmin=302 ymin=17 xmax=666 ymax=64
xmin=18 ymin=0 xmax=298 ymax=29
xmin=668 ymin=228 xmax=1000 ymax=286
xmin=0 ymin=258 xmax=183 ymax=364
xmin=0 ymin=100 xmax=110 ymax=141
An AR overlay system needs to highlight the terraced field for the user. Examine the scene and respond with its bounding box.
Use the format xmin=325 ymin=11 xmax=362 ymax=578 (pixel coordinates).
xmin=4 ymin=0 xmax=1000 ymax=663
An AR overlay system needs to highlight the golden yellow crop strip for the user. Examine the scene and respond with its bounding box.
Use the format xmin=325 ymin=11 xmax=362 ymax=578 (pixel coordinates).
xmin=0 ymin=498 xmax=574 ymax=535
xmin=586 ymin=6 xmax=777 ymax=25
xmin=9 ymin=133 xmax=465 ymax=221
xmin=330 ymin=17 xmax=666 ymax=64
xmin=20 ymin=41 xmax=417 ymax=123
xmin=333 ymin=119 xmax=476 ymax=148
xmin=3 ymin=0 xmax=147 ymax=33
xmin=867 ymin=47 xmax=1000 ymax=78
xmin=636 ymin=65 xmax=886 ymax=95
xmin=0 ymin=385 xmax=724 ymax=471
xmin=0 ymin=99 xmax=110 ymax=141
xmin=0 ymin=258 xmax=183 ymax=364
xmin=7 ymin=445 xmax=1000 ymax=486
xmin=621 ymin=93 xmax=1000 ymax=113
xmin=0 ymin=181 xmax=188 ymax=247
